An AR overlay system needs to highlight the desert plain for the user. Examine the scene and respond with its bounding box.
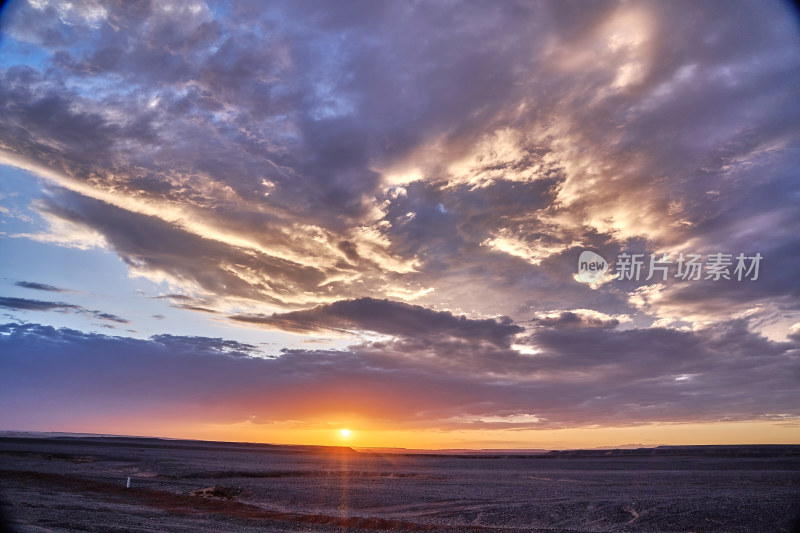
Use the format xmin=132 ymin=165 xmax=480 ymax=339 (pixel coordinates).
xmin=1 ymin=436 xmax=799 ymax=532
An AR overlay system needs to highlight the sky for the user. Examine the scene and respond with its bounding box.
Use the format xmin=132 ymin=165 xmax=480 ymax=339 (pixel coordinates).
xmin=0 ymin=0 xmax=799 ymax=450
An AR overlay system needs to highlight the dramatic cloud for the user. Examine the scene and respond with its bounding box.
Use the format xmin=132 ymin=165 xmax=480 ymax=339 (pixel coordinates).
xmin=0 ymin=0 xmax=798 ymax=442
xmin=1 ymin=0 xmax=797 ymax=320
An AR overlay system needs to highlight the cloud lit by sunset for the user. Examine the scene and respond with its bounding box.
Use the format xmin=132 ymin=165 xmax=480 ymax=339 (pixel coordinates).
xmin=1 ymin=0 xmax=799 ymax=449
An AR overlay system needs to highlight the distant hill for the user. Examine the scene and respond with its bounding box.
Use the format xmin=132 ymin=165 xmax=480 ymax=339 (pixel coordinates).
xmin=543 ymin=444 xmax=800 ymax=458
xmin=2 ymin=432 xmax=797 ymax=458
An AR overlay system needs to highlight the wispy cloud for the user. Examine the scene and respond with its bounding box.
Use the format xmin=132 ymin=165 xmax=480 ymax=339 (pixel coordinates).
xmin=0 ymin=296 xmax=128 ymax=324
xmin=0 ymin=296 xmax=78 ymax=312
xmin=14 ymin=281 xmax=69 ymax=292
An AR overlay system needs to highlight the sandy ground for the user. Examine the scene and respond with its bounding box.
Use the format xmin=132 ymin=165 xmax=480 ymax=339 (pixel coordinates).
xmin=1 ymin=437 xmax=799 ymax=532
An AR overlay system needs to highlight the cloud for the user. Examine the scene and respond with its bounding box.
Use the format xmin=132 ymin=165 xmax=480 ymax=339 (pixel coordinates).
xmin=0 ymin=319 xmax=797 ymax=431
xmin=91 ymin=312 xmax=129 ymax=324
xmin=0 ymin=296 xmax=78 ymax=312
xmin=0 ymin=0 xmax=796 ymax=325
xmin=0 ymin=296 xmax=128 ymax=324
xmin=14 ymin=281 xmax=69 ymax=292
xmin=232 ymin=297 xmax=523 ymax=347
xmin=153 ymin=294 xmax=222 ymax=314
xmin=531 ymin=309 xmax=627 ymax=329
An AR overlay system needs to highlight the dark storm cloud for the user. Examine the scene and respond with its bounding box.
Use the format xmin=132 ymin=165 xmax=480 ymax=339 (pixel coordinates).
xmin=232 ymin=297 xmax=523 ymax=347
xmin=0 ymin=296 xmax=129 ymax=324
xmin=0 ymin=319 xmax=797 ymax=430
xmin=14 ymin=281 xmax=69 ymax=292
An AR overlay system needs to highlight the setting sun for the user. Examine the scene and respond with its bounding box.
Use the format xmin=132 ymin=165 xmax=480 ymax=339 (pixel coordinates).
xmin=340 ymin=428 xmax=352 ymax=438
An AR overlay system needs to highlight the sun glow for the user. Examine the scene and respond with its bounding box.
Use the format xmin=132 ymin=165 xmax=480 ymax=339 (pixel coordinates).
xmin=339 ymin=428 xmax=352 ymax=438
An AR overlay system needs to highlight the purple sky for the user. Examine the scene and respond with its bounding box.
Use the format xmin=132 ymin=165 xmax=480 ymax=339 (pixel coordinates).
xmin=0 ymin=0 xmax=799 ymax=446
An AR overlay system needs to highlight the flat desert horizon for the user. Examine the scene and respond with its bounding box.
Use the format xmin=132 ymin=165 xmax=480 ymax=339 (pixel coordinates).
xmin=2 ymin=433 xmax=799 ymax=532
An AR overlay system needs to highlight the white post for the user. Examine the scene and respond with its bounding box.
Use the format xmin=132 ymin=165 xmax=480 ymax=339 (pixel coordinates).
xmin=126 ymin=477 xmax=130 ymax=488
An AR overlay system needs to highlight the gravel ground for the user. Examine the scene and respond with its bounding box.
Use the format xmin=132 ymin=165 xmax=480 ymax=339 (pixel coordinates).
xmin=1 ymin=437 xmax=799 ymax=532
